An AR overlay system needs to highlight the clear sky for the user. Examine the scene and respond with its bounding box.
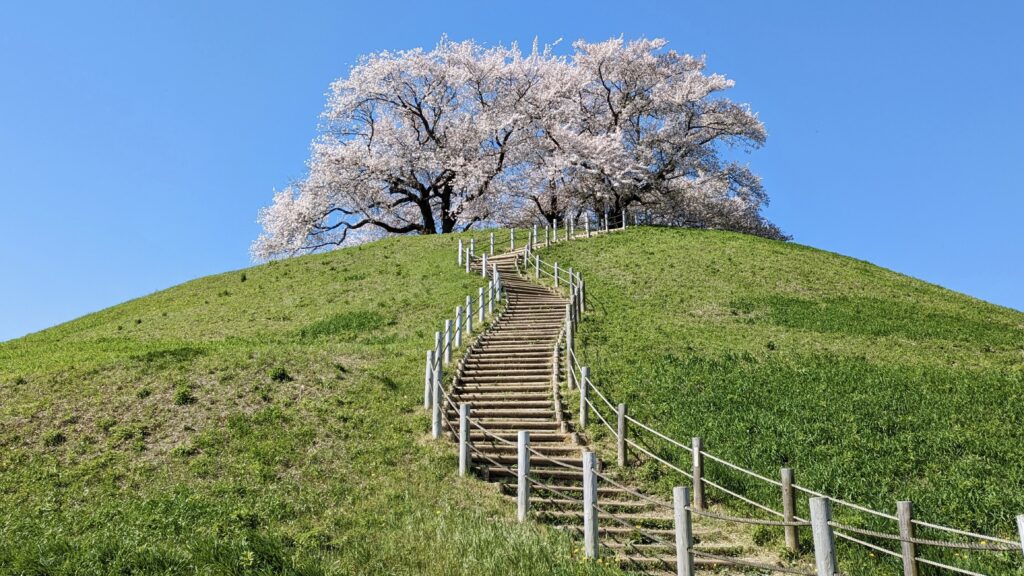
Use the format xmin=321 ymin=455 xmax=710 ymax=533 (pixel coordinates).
xmin=1 ymin=1 xmax=1021 ymax=342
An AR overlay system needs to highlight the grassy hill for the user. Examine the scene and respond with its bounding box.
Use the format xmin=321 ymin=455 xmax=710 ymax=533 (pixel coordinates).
xmin=541 ymin=227 xmax=1024 ymax=574
xmin=0 ymin=233 xmax=621 ymax=576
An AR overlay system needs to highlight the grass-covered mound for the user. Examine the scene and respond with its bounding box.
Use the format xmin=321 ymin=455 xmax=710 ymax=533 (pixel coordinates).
xmin=0 ymin=233 xmax=620 ymax=576
xmin=542 ymin=227 xmax=1024 ymax=574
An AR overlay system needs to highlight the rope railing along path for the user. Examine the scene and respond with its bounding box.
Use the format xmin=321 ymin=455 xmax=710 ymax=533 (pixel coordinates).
xmin=524 ymin=236 xmax=1024 ymax=576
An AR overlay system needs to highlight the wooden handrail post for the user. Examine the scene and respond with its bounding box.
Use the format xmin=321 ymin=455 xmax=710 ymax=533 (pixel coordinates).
xmin=617 ymin=403 xmax=627 ymax=467
xmin=459 ymin=403 xmax=471 ymax=476
xmin=565 ymin=307 xmax=575 ymax=390
xmin=692 ymin=437 xmax=704 ymax=511
xmin=477 ymin=288 xmax=484 ymax=324
xmin=583 ymin=451 xmax=598 ymax=559
xmin=454 ymin=308 xmax=462 ymax=349
xmin=465 ymin=296 xmax=473 ymax=334
xmin=489 ymin=232 xmax=494 ymax=255
xmin=487 ymin=281 xmax=494 ymax=315
xmin=457 ymin=239 xmax=463 ymax=266
xmin=424 ymin=350 xmax=434 ymax=409
xmin=673 ymin=486 xmax=694 ymax=576
xmin=443 ymin=319 xmax=452 ymax=365
xmin=431 ymin=362 xmax=442 ymax=439
xmin=897 ymin=501 xmax=919 ymax=576
xmin=517 ymin=430 xmax=530 ymax=521
xmin=510 ymin=227 xmax=515 ymax=251
xmin=535 ymin=255 xmax=540 ymax=279
xmin=781 ymin=468 xmax=799 ymax=554
xmin=810 ymin=497 xmax=837 ymax=576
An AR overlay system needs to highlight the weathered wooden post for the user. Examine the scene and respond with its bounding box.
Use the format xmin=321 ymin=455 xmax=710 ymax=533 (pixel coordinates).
xmin=459 ymin=403 xmax=471 ymax=476
xmin=781 ymin=468 xmax=799 ymax=554
xmin=692 ymin=437 xmax=705 ymax=511
xmin=518 ymin=430 xmax=530 ymax=521
xmin=489 ymin=232 xmax=494 ymax=255
xmin=454 ymin=307 xmax=462 ymax=349
xmin=431 ymin=363 xmax=443 ymax=440
xmin=465 ymin=296 xmax=473 ymax=334
xmin=469 ymin=238 xmax=475 ymax=258
xmin=534 ymin=255 xmax=540 ymax=279
xmin=487 ymin=281 xmax=494 ymax=315
xmin=424 ymin=350 xmax=434 ymax=409
xmin=554 ymin=262 xmax=560 ymax=287
xmin=510 ymin=228 xmax=515 ymax=251
xmin=443 ymin=319 xmax=452 ymax=365
xmin=621 ymin=209 xmax=627 ymax=230
xmin=477 ymin=288 xmax=484 ymax=324
xmin=579 ymin=278 xmax=586 ymax=313
xmin=465 ymin=250 xmax=471 ymax=273
xmin=674 ymin=486 xmax=694 ymax=576
xmin=532 ymin=224 xmax=538 ymax=249
xmin=604 ymin=212 xmax=608 ymax=232
xmin=544 ymin=226 xmax=550 ymax=247
xmin=580 ymin=367 xmax=590 ymax=425
xmin=585 ymin=217 xmax=590 ymax=238
xmin=493 ymin=264 xmax=501 ymax=295
xmin=433 ymin=331 xmax=442 ymax=370
xmin=583 ymin=451 xmax=598 ymax=559
xmin=569 ymin=218 xmax=574 ymax=239
xmin=897 ymin=501 xmax=919 ymax=576
xmin=810 ymin=498 xmax=837 ymax=576
xmin=481 ymin=253 xmax=488 ymax=278
xmin=458 ymin=239 xmax=463 ymax=266
xmin=617 ymin=404 xmax=627 ymax=467
xmin=568 ymin=268 xmax=576 ymax=323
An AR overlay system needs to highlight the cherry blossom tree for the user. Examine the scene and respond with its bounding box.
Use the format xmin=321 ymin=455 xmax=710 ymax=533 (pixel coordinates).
xmin=253 ymin=36 xmax=786 ymax=260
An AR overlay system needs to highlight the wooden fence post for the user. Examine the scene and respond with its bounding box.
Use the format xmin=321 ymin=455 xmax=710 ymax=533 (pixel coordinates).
xmin=487 ymin=281 xmax=494 ymax=315
xmin=477 ymin=288 xmax=484 ymax=324
xmin=424 ymin=350 xmax=434 ymax=409
xmin=554 ymin=263 xmax=559 ymax=287
xmin=897 ymin=501 xmax=919 ymax=576
xmin=465 ymin=296 xmax=473 ymax=334
xmin=586 ymin=217 xmax=591 ymax=238
xmin=443 ymin=319 xmax=452 ymax=365
xmin=545 ymin=226 xmax=549 ymax=247
xmin=569 ymin=218 xmax=574 ymax=239
xmin=673 ymin=486 xmax=694 ymax=576
xmin=465 ymin=249 xmax=471 ymax=273
xmin=622 ymin=209 xmax=627 ymax=230
xmin=692 ymin=437 xmax=705 ymax=511
xmin=580 ymin=367 xmax=590 ymax=426
xmin=481 ymin=253 xmax=488 ymax=278
xmin=459 ymin=403 xmax=471 ymax=476
xmin=810 ymin=497 xmax=837 ymax=576
xmin=458 ymin=239 xmax=463 ymax=266
xmin=617 ymin=404 xmax=627 ymax=467
xmin=489 ymin=232 xmax=494 ymax=255
xmin=493 ymin=265 xmax=501 ymax=296
xmin=510 ymin=228 xmax=515 ymax=250
xmin=583 ymin=451 xmax=598 ymax=560
xmin=431 ymin=363 xmax=443 ymax=439
xmin=469 ymin=238 xmax=474 ymax=258
xmin=533 ymin=224 xmax=538 ymax=249
xmin=604 ymin=212 xmax=608 ymax=232
xmin=781 ymin=467 xmax=799 ymax=554
xmin=579 ymin=278 xmax=586 ymax=313
xmin=534 ymin=255 xmax=540 ymax=279
xmin=454 ymin=307 xmax=462 ymax=349
xmin=518 ymin=430 xmax=530 ymax=522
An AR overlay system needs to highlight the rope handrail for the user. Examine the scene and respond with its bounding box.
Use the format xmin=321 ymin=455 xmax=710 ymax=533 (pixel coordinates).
xmin=827 ymin=521 xmax=1021 ymax=552
xmin=525 ymin=444 xmax=585 ymax=472
xmin=624 ymin=414 xmax=694 ymax=453
xmin=584 ymin=395 xmax=617 ymax=436
xmin=832 ymin=528 xmax=902 ymax=559
xmin=586 ymin=377 xmax=617 ymax=412
xmin=792 ymin=484 xmax=898 ymax=521
xmin=592 ymin=468 xmax=675 ymax=511
xmin=701 ymin=476 xmax=785 ymax=518
xmin=701 ymin=449 xmax=783 ymax=487
xmin=911 ymin=519 xmax=1020 ymax=548
xmin=623 ymin=437 xmax=693 ymax=479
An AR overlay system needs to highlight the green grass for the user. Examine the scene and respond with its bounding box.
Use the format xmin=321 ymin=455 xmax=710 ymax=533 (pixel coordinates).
xmin=542 ymin=227 xmax=1024 ymax=575
xmin=0 ymin=232 xmax=621 ymax=576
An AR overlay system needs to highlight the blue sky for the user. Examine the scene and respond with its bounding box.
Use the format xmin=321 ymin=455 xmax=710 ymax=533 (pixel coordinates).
xmin=1 ymin=1 xmax=1021 ymax=342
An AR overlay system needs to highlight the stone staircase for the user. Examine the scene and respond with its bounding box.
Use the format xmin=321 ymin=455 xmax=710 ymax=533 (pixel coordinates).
xmin=445 ymin=249 xmax=760 ymax=574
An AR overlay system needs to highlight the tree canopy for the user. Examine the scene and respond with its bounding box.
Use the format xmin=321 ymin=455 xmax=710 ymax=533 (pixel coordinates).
xmin=253 ymin=37 xmax=785 ymax=260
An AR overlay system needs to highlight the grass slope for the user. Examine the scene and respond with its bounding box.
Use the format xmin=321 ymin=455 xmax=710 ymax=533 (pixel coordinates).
xmin=542 ymin=227 xmax=1024 ymax=574
xmin=0 ymin=233 xmax=620 ymax=576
